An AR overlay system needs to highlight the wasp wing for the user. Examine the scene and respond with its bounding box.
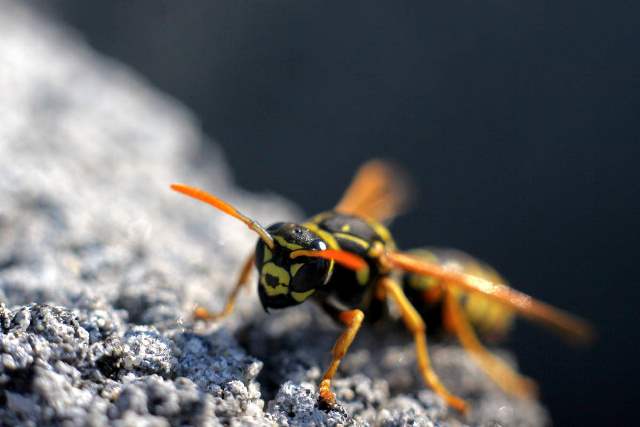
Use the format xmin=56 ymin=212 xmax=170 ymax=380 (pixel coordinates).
xmin=335 ymin=159 xmax=412 ymax=223
xmin=383 ymin=250 xmax=594 ymax=344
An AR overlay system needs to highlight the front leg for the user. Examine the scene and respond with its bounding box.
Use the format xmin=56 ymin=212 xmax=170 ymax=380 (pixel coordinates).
xmin=194 ymin=253 xmax=255 ymax=321
xmin=318 ymin=309 xmax=365 ymax=407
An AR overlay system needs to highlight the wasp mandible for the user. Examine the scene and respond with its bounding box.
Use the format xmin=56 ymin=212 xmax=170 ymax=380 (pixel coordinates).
xmin=171 ymin=160 xmax=592 ymax=413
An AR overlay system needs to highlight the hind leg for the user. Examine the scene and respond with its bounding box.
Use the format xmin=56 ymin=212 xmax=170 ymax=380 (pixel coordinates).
xmin=444 ymin=290 xmax=537 ymax=398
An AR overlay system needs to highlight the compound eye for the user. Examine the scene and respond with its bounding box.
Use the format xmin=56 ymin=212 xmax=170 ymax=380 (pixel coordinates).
xmin=311 ymin=239 xmax=327 ymax=251
xmin=290 ymin=259 xmax=329 ymax=292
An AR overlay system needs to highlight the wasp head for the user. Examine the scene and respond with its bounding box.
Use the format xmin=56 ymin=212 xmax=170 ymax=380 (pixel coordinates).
xmin=255 ymin=222 xmax=332 ymax=310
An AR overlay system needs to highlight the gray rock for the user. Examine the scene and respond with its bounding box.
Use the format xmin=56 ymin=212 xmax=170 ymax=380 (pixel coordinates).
xmin=0 ymin=1 xmax=548 ymax=426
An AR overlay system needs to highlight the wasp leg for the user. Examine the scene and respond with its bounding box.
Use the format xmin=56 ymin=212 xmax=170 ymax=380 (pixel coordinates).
xmin=194 ymin=253 xmax=255 ymax=321
xmin=444 ymin=290 xmax=538 ymax=399
xmin=379 ymin=277 xmax=469 ymax=414
xmin=318 ymin=309 xmax=365 ymax=408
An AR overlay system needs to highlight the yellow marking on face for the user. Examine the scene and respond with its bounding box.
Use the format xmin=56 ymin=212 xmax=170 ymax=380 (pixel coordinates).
xmin=274 ymin=236 xmax=303 ymax=250
xmin=260 ymin=262 xmax=290 ymax=296
xmin=291 ymin=288 xmax=315 ymax=302
xmin=334 ymin=232 xmax=370 ymax=249
xmin=263 ymin=246 xmax=273 ymax=262
xmin=290 ymin=263 xmax=304 ymax=277
xmin=263 ymin=283 xmax=289 ymax=296
xmin=341 ymin=224 xmax=351 ymax=232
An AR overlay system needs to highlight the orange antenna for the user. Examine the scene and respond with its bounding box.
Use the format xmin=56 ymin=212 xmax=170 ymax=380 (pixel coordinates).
xmin=291 ymin=249 xmax=368 ymax=271
xmin=171 ymin=183 xmax=275 ymax=249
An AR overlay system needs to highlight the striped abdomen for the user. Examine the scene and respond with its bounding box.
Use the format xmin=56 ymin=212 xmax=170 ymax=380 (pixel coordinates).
xmin=402 ymin=248 xmax=515 ymax=339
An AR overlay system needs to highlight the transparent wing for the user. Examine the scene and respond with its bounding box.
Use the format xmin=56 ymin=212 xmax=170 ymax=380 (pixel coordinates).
xmin=335 ymin=159 xmax=412 ymax=223
xmin=383 ymin=250 xmax=594 ymax=344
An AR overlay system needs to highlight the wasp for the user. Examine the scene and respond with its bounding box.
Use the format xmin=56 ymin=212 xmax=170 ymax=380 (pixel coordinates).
xmin=171 ymin=160 xmax=592 ymax=413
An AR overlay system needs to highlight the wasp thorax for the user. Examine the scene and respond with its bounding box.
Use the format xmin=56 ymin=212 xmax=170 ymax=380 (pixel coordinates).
xmin=255 ymin=222 xmax=331 ymax=310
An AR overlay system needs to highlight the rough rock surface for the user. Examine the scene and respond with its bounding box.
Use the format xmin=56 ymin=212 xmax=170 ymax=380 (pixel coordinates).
xmin=0 ymin=1 xmax=548 ymax=426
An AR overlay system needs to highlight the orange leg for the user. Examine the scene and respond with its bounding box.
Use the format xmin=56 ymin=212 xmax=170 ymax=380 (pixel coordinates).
xmin=444 ymin=290 xmax=538 ymax=399
xmin=194 ymin=254 xmax=255 ymax=321
xmin=379 ymin=277 xmax=469 ymax=413
xmin=318 ymin=309 xmax=365 ymax=407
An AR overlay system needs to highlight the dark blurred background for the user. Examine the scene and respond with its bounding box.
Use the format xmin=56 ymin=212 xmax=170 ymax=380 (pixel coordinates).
xmin=32 ymin=1 xmax=638 ymax=425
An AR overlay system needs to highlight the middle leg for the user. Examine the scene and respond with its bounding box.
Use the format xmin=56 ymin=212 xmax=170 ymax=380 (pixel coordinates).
xmin=379 ymin=276 xmax=469 ymax=413
xmin=444 ymin=290 xmax=538 ymax=398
